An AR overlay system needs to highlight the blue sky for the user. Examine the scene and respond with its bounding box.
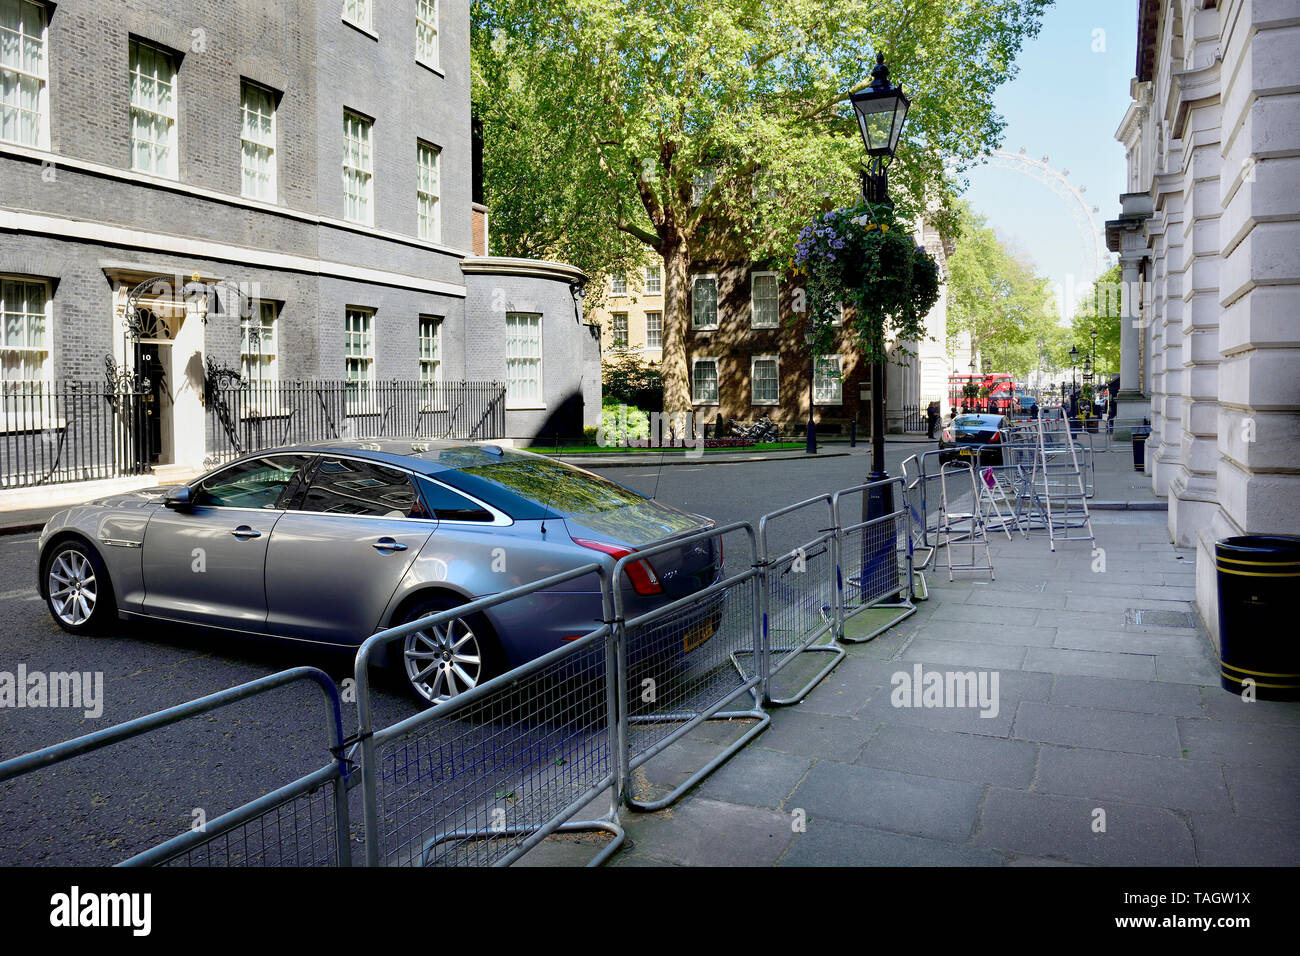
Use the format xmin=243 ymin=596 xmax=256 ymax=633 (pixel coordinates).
xmin=959 ymin=0 xmax=1136 ymax=315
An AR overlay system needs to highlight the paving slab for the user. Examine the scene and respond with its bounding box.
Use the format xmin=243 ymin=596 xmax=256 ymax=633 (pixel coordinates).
xmin=1022 ymin=646 xmax=1157 ymax=681
xmin=1048 ymin=674 xmax=1205 ymax=717
xmin=694 ymin=747 xmax=813 ymax=811
xmin=856 ymin=725 xmax=1038 ymax=788
xmin=787 ymin=761 xmax=983 ymax=843
xmin=974 ymin=788 xmax=1197 ymax=866
xmin=1011 ymin=701 xmax=1182 ymax=756
xmin=780 ymin=819 xmax=1005 ymax=867
xmin=1178 ymin=718 xmax=1300 ymax=768
xmin=899 ymin=636 xmax=1029 ymax=671
xmin=1188 ymin=813 xmax=1300 ymax=867
xmin=1033 ymin=745 xmax=1233 ymax=813
xmin=619 ymin=797 xmax=797 ymax=867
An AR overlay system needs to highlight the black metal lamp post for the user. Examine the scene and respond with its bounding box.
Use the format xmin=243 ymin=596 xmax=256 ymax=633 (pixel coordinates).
xmin=850 ymin=53 xmax=909 ymax=522
xmin=1069 ymin=345 xmax=1079 ymax=393
xmin=805 ymin=330 xmax=817 ymax=454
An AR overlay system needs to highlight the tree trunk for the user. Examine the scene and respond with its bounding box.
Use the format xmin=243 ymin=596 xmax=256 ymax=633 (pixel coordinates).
xmin=660 ymin=235 xmax=692 ymax=415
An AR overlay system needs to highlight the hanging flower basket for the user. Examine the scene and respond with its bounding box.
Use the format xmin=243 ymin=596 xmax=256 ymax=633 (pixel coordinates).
xmin=789 ymin=200 xmax=940 ymax=361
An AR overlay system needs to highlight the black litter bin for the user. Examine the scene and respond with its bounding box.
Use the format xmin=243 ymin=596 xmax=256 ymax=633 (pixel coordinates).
xmin=1131 ymin=425 xmax=1150 ymax=471
xmin=1216 ymin=535 xmax=1300 ymax=700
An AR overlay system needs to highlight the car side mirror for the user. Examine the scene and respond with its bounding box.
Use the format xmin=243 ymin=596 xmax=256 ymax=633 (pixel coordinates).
xmin=164 ymin=486 xmax=193 ymax=510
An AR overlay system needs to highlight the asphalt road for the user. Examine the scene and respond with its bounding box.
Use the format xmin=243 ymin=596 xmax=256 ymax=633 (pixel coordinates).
xmin=0 ymin=443 xmax=925 ymax=865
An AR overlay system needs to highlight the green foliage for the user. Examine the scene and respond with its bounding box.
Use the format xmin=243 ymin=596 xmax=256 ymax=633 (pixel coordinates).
xmin=601 ymin=397 xmax=650 ymax=443
xmin=946 ymin=202 xmax=1061 ymax=378
xmin=791 ymin=201 xmax=941 ymax=361
xmin=472 ymin=0 xmax=1052 ymax=408
xmin=582 ymin=426 xmax=599 ymax=446
xmin=1070 ymin=262 xmax=1122 ymax=379
xmin=601 ymin=353 xmax=663 ymax=411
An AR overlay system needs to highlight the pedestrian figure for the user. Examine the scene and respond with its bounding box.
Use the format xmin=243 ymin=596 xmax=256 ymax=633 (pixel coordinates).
xmin=926 ymin=400 xmax=940 ymax=439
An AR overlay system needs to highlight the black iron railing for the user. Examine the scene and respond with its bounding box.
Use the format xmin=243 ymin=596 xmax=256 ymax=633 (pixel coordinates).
xmin=204 ymin=379 xmax=508 ymax=466
xmin=1 ymin=381 xmax=152 ymax=489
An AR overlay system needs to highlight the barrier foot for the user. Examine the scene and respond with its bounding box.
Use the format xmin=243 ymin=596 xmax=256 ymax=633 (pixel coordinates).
xmin=623 ymin=708 xmax=770 ymax=813
xmin=420 ymin=815 xmax=626 ymax=868
xmin=734 ymin=641 xmax=847 ymax=707
xmin=839 ymin=599 xmax=916 ymax=643
xmin=911 ymin=570 xmax=928 ymax=602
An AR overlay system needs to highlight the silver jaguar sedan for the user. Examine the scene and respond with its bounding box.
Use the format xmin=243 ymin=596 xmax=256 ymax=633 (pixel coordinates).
xmin=36 ymin=439 xmax=723 ymax=704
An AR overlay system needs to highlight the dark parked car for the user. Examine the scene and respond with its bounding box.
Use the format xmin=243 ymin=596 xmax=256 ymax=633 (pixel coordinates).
xmin=37 ymin=440 xmax=724 ymax=705
xmin=939 ymin=414 xmax=1008 ymax=465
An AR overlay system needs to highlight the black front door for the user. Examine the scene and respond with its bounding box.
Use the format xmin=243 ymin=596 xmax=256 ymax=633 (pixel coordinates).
xmin=134 ymin=343 xmax=165 ymax=465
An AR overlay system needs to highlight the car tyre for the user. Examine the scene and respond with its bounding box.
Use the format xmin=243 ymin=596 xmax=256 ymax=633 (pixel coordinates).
xmin=395 ymin=595 xmax=505 ymax=707
xmin=42 ymin=538 xmax=117 ymax=635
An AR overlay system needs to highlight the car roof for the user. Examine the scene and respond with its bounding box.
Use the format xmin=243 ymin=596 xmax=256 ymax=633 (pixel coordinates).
xmin=238 ymin=438 xmax=548 ymax=476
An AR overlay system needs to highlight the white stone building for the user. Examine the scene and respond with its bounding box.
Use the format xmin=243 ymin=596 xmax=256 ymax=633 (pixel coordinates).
xmin=1107 ymin=0 xmax=1300 ymax=638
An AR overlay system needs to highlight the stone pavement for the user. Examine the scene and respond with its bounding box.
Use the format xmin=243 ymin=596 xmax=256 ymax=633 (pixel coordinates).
xmin=546 ymin=507 xmax=1298 ymax=867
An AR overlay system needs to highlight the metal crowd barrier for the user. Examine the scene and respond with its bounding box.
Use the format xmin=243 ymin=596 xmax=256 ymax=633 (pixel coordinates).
xmin=352 ymin=562 xmax=624 ymax=867
xmin=0 ymin=667 xmax=352 ymax=867
xmin=614 ymin=522 xmax=770 ymax=811
xmin=757 ymin=494 xmax=845 ymax=705
xmin=7 ymin=484 xmax=948 ymax=867
xmin=831 ymin=477 xmax=916 ymax=642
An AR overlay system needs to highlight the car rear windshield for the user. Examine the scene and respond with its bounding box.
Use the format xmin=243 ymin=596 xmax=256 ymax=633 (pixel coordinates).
xmin=436 ymin=458 xmax=645 ymax=520
xmin=953 ymin=416 xmax=1001 ymax=429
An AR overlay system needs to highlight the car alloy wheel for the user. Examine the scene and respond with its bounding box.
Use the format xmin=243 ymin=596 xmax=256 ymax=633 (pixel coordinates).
xmin=48 ymin=547 xmax=99 ymax=628
xmin=403 ymin=616 xmax=485 ymax=705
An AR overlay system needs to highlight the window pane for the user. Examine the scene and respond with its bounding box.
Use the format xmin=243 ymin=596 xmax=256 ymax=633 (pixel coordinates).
xmin=416 ymin=0 xmax=438 ymax=63
xmin=302 ymin=458 xmax=421 ymax=517
xmin=194 ymin=455 xmax=311 ymax=509
xmin=752 ymin=274 xmax=778 ymax=327
xmin=693 ymin=360 xmax=718 ymax=402
xmin=505 ymin=313 xmax=542 ymax=406
xmin=692 ymin=277 xmax=717 ymax=328
xmin=645 ymin=311 xmax=662 ymax=349
xmin=752 ymin=358 xmax=778 ymax=403
xmin=645 ymin=264 xmax=661 ymax=295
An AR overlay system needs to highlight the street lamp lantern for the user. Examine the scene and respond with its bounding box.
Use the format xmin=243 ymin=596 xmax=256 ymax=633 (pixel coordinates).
xmin=1068 ymin=345 xmax=1079 ymax=365
xmin=851 ymin=53 xmax=909 ymax=205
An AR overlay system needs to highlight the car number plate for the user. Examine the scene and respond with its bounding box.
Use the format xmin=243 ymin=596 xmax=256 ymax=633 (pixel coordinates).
xmin=958 ymin=448 xmax=972 ymax=456
xmin=683 ymin=621 xmax=714 ymax=653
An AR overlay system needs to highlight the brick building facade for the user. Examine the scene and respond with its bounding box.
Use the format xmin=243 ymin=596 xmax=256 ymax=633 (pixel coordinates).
xmin=0 ymin=0 xmax=598 ymax=476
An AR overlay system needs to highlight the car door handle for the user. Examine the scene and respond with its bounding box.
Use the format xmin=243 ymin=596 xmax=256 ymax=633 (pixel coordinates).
xmin=230 ymin=526 xmax=262 ymax=540
xmin=372 ymin=537 xmax=408 ymax=553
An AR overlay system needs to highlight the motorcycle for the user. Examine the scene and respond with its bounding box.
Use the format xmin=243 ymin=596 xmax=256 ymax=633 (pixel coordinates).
xmin=729 ymin=415 xmax=780 ymax=443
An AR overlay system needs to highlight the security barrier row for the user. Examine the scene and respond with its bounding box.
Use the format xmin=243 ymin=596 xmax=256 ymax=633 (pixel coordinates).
xmin=0 ymin=479 xmax=920 ymax=867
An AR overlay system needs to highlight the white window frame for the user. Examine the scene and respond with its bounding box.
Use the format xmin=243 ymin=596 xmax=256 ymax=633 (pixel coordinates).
xmin=419 ymin=313 xmax=442 ymax=383
xmin=240 ymin=80 xmax=277 ymax=202
xmin=750 ymin=354 xmax=779 ymax=406
xmin=240 ymin=301 xmax=279 ymax=413
xmin=691 ymin=274 xmax=718 ymax=331
xmin=417 ymin=140 xmax=441 ymax=241
xmin=343 ymin=110 xmax=374 ymax=225
xmin=129 ymin=38 xmax=178 ymax=179
xmin=610 ymin=273 xmax=627 ymax=296
xmin=834 ymin=301 xmax=845 ymax=326
xmin=505 ymin=312 xmax=544 ymax=409
xmin=0 ymin=274 xmax=51 ymax=389
xmin=750 ymin=271 xmax=779 ymax=329
xmin=344 ymin=307 xmax=375 ymax=411
xmin=814 ymin=354 xmax=844 ymax=405
xmin=644 ymin=264 xmax=662 ymax=295
xmin=342 ymin=0 xmax=373 ymax=32
xmin=415 ymin=0 xmax=439 ymax=68
xmin=0 ymin=0 xmax=48 ymax=149
xmin=611 ymin=312 xmax=628 ymax=349
xmin=644 ymin=310 xmax=662 ymax=350
xmin=691 ymin=356 xmax=719 ymax=405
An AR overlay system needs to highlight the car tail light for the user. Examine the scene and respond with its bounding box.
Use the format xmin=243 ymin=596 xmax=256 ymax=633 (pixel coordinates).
xmin=572 ymin=538 xmax=663 ymax=596
xmin=942 ymin=429 xmax=952 ymax=442
xmin=989 ymin=431 xmax=1001 ymax=442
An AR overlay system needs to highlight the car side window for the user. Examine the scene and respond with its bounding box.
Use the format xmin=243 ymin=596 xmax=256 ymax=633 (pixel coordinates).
xmin=299 ymin=458 xmax=424 ymax=518
xmin=192 ymin=455 xmax=313 ymax=509
xmin=416 ymin=476 xmax=494 ymax=522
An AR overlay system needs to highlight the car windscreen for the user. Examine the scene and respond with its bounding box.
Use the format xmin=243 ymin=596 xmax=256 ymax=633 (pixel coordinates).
xmin=953 ymin=416 xmax=1001 ymax=430
xmin=435 ymin=458 xmax=646 ymax=520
